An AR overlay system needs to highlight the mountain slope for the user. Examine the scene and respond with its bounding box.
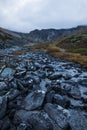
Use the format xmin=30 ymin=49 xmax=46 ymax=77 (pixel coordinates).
xmin=27 ymin=25 xmax=87 ymax=42
xmin=0 ymin=25 xmax=87 ymax=49
xmin=44 ymin=26 xmax=87 ymax=54
xmin=0 ymin=27 xmax=32 ymax=49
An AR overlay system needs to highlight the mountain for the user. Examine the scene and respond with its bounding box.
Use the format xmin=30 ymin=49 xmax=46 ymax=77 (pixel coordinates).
xmin=0 ymin=25 xmax=87 ymax=49
xmin=45 ymin=25 xmax=87 ymax=55
xmin=27 ymin=25 xmax=87 ymax=42
xmin=0 ymin=27 xmax=32 ymax=49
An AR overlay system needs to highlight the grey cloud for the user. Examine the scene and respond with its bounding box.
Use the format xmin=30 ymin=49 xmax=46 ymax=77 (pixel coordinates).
xmin=0 ymin=0 xmax=87 ymax=32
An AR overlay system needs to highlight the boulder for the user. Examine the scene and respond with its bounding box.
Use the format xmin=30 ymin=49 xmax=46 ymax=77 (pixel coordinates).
xmin=14 ymin=110 xmax=53 ymax=130
xmin=44 ymin=103 xmax=70 ymax=129
xmin=68 ymin=86 xmax=81 ymax=99
xmin=22 ymin=89 xmax=46 ymax=110
xmin=69 ymin=110 xmax=87 ymax=130
xmin=0 ymin=67 xmax=15 ymax=81
xmin=53 ymin=94 xmax=70 ymax=108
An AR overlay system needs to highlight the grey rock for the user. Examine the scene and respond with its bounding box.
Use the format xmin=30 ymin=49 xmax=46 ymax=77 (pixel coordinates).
xmin=0 ymin=82 xmax=7 ymax=91
xmin=14 ymin=110 xmax=53 ymax=130
xmin=0 ymin=67 xmax=15 ymax=80
xmin=42 ymin=64 xmax=54 ymax=71
xmin=44 ymin=103 xmax=70 ymax=129
xmin=68 ymin=86 xmax=81 ymax=99
xmin=27 ymin=112 xmax=53 ymax=130
xmin=17 ymin=123 xmax=32 ymax=130
xmin=22 ymin=88 xmax=47 ymax=110
xmin=70 ymin=98 xmax=84 ymax=109
xmin=63 ymin=73 xmax=72 ymax=80
xmin=79 ymin=78 xmax=87 ymax=87
xmin=49 ymin=72 xmax=62 ymax=80
xmin=69 ymin=110 xmax=87 ymax=130
xmin=53 ymin=94 xmax=70 ymax=108
xmin=17 ymin=80 xmax=26 ymax=91
xmin=0 ymin=116 xmax=11 ymax=130
xmin=6 ymin=89 xmax=20 ymax=101
xmin=0 ymin=96 xmax=7 ymax=119
xmin=46 ymin=90 xmax=55 ymax=103
xmin=15 ymin=70 xmax=26 ymax=78
xmin=79 ymin=86 xmax=87 ymax=103
xmin=39 ymin=80 xmax=47 ymax=92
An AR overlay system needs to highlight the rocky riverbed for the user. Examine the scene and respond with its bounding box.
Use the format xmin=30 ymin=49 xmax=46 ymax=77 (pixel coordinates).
xmin=0 ymin=47 xmax=87 ymax=130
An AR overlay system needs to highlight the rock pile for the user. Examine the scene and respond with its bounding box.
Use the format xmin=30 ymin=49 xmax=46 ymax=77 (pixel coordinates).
xmin=0 ymin=48 xmax=87 ymax=130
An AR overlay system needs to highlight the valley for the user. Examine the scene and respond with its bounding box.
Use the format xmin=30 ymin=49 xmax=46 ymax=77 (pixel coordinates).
xmin=0 ymin=26 xmax=87 ymax=130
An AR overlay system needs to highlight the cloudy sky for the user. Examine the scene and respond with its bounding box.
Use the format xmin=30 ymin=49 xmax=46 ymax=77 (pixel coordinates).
xmin=0 ymin=0 xmax=87 ymax=32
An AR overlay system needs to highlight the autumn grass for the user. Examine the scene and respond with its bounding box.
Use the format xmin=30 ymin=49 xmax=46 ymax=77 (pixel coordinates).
xmin=68 ymin=48 xmax=87 ymax=55
xmin=31 ymin=44 xmax=87 ymax=68
xmin=46 ymin=46 xmax=87 ymax=67
xmin=46 ymin=45 xmax=61 ymax=53
xmin=46 ymin=47 xmax=87 ymax=68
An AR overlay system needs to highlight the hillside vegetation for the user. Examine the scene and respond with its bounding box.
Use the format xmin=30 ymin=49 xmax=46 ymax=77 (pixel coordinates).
xmin=30 ymin=27 xmax=87 ymax=68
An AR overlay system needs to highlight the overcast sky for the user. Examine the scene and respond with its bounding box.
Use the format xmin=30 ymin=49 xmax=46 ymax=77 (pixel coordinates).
xmin=0 ymin=0 xmax=87 ymax=32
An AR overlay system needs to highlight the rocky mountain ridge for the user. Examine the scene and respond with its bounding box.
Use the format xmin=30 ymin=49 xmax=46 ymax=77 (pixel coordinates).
xmin=28 ymin=26 xmax=87 ymax=42
xmin=0 ymin=25 xmax=87 ymax=49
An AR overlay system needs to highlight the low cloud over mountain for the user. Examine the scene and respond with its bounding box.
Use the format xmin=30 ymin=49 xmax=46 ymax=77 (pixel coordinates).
xmin=0 ymin=0 xmax=87 ymax=32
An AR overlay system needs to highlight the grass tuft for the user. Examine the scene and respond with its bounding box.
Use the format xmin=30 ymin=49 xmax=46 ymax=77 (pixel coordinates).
xmin=46 ymin=45 xmax=61 ymax=53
